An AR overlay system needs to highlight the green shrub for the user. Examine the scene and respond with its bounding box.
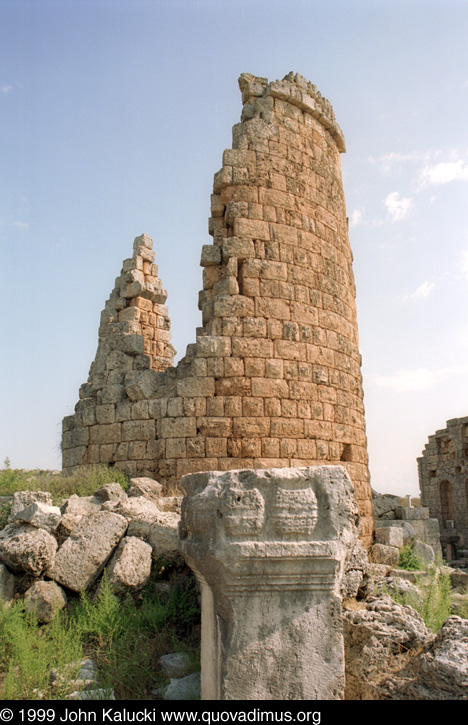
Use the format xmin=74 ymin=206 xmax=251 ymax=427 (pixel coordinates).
xmin=0 ymin=464 xmax=129 ymax=502
xmin=385 ymin=563 xmax=453 ymax=633
xmin=398 ymin=543 xmax=425 ymax=571
xmin=0 ymin=601 xmax=82 ymax=699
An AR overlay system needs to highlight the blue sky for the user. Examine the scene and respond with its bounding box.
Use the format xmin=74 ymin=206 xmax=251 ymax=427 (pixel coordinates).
xmin=2 ymin=0 xmax=468 ymax=497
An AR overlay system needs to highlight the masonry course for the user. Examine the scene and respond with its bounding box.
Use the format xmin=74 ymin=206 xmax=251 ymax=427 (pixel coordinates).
xmin=62 ymin=72 xmax=373 ymax=546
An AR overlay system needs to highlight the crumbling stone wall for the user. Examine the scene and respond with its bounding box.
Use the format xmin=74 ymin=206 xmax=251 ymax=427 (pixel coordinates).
xmin=62 ymin=72 xmax=373 ymax=546
xmin=418 ymin=416 xmax=468 ymax=549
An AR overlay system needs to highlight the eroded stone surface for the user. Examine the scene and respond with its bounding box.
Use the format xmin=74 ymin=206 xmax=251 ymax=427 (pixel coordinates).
xmin=48 ymin=511 xmax=128 ymax=591
xmin=104 ymin=536 xmax=152 ymax=595
xmin=0 ymin=523 xmax=57 ymax=576
xmin=24 ymin=580 xmax=68 ymax=623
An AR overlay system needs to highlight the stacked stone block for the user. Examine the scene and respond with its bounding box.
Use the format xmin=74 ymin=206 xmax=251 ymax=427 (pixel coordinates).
xmin=62 ymin=72 xmax=373 ymax=546
xmin=418 ymin=416 xmax=468 ymax=547
xmin=62 ymin=234 xmax=175 ymax=469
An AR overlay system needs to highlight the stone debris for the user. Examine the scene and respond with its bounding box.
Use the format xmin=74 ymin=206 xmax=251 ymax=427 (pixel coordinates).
xmin=162 ymin=673 xmax=201 ymax=701
xmin=9 ymin=491 xmax=53 ymax=523
xmin=158 ymin=652 xmax=192 ymax=679
xmin=370 ymin=543 xmax=400 ymax=566
xmin=94 ymin=482 xmax=128 ymax=502
xmin=15 ymin=501 xmax=62 ymax=532
xmin=343 ymin=594 xmax=433 ymax=700
xmin=47 ymin=510 xmax=128 ymax=591
xmin=23 ymin=580 xmax=68 ymax=623
xmin=103 ymin=535 xmax=152 ymax=595
xmin=372 ymin=488 xmax=441 ymax=563
xmin=128 ymin=477 xmax=163 ymax=502
xmin=0 ymin=522 xmax=57 ymax=576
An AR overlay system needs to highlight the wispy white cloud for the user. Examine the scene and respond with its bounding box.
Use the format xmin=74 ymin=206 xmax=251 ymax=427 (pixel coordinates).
xmin=384 ymin=191 xmax=413 ymax=221
xmin=349 ymin=209 xmax=363 ymax=227
xmin=403 ymin=280 xmax=435 ymax=300
xmin=419 ymin=158 xmax=468 ymax=186
xmin=0 ymin=85 xmax=13 ymax=94
xmin=369 ymin=151 xmax=427 ymax=174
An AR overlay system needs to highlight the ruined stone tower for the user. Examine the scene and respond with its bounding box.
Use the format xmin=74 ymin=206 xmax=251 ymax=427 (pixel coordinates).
xmin=418 ymin=416 xmax=468 ymax=551
xmin=62 ymin=72 xmax=372 ymax=545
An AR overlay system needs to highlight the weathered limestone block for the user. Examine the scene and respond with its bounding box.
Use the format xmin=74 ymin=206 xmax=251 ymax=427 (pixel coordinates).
xmin=158 ymin=653 xmax=192 ymax=679
xmin=0 ymin=523 xmax=58 ymax=576
xmin=24 ymin=580 xmax=68 ymax=623
xmin=57 ymin=494 xmax=103 ymax=541
xmin=180 ymin=466 xmax=361 ymax=700
xmin=128 ymin=476 xmax=163 ymax=502
xmin=127 ymin=508 xmax=181 ymax=560
xmin=15 ymin=502 xmax=62 ymax=532
xmin=375 ymin=526 xmax=404 ymax=548
xmin=372 ymin=489 xmax=401 ymax=520
xmin=104 ymin=536 xmax=152 ymax=595
xmin=94 ymin=482 xmax=128 ymax=502
xmin=9 ymin=491 xmax=53 ymax=523
xmin=163 ymin=673 xmax=201 ymax=701
xmin=395 ymin=506 xmax=429 ymax=521
xmin=48 ymin=511 xmax=128 ymax=592
xmin=101 ymin=494 xmax=161 ymax=521
xmin=412 ymin=540 xmax=435 ymax=567
xmin=383 ymin=616 xmax=468 ymax=700
xmin=370 ymin=543 xmax=400 ymax=566
xmin=343 ymin=594 xmax=432 ymax=700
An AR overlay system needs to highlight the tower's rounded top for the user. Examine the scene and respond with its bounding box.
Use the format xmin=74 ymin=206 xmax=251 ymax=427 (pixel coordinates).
xmin=238 ymin=72 xmax=345 ymax=152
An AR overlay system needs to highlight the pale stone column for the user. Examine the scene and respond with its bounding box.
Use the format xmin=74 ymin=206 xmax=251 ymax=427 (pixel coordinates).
xmin=179 ymin=466 xmax=362 ymax=700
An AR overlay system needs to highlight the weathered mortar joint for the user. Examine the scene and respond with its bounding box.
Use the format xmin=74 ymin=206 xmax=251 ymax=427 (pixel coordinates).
xmin=179 ymin=465 xmax=362 ymax=700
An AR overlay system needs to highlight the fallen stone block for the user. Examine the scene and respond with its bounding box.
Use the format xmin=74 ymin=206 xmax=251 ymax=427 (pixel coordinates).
xmin=48 ymin=511 xmax=128 ymax=592
xmin=16 ymin=502 xmax=62 ymax=532
xmin=450 ymin=569 xmax=468 ymax=589
xmin=128 ymin=477 xmax=163 ymax=502
xmin=372 ymin=490 xmax=401 ymax=519
xmin=0 ymin=522 xmax=57 ymax=576
xmin=374 ymin=519 xmax=417 ymax=544
xmin=158 ymin=653 xmax=192 ymax=679
xmin=412 ymin=540 xmax=435 ymax=567
xmin=377 ymin=616 xmax=468 ymax=700
xmin=343 ymin=594 xmax=433 ymax=700
xmin=395 ymin=506 xmax=430 ymax=521
xmin=375 ymin=526 xmax=404 ymax=548
xmin=102 ymin=495 xmax=161 ymax=521
xmin=164 ymin=673 xmax=201 ymax=701
xmin=24 ymin=580 xmax=67 ymax=623
xmin=104 ymin=536 xmax=152 ymax=595
xmin=94 ymin=482 xmax=128 ymax=502
xmin=128 ymin=509 xmax=180 ymax=560
xmin=370 ymin=543 xmax=400 ymax=566
xmin=57 ymin=494 xmax=103 ymax=542
xmin=9 ymin=491 xmax=53 ymax=523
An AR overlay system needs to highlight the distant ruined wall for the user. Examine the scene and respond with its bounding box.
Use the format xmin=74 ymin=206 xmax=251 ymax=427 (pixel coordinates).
xmin=418 ymin=416 xmax=468 ymax=548
xmin=62 ymin=72 xmax=373 ymax=546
